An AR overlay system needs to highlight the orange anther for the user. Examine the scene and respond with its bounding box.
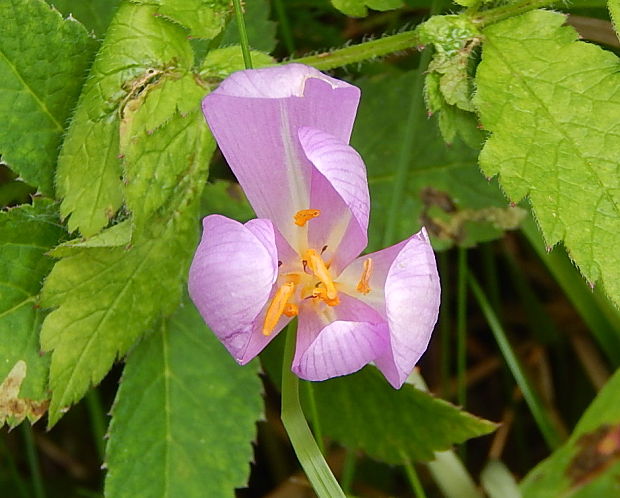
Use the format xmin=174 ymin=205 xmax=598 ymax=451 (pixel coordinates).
xmin=294 ymin=209 xmax=321 ymax=227
xmin=263 ymin=282 xmax=296 ymax=336
xmin=356 ymin=258 xmax=373 ymax=295
xmin=304 ymin=249 xmax=337 ymax=300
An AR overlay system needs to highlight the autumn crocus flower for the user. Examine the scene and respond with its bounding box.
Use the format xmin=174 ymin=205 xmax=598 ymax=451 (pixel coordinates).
xmin=189 ymin=64 xmax=440 ymax=388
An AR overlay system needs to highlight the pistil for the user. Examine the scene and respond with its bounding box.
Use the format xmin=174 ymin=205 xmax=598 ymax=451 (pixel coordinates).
xmin=303 ymin=249 xmax=337 ymax=299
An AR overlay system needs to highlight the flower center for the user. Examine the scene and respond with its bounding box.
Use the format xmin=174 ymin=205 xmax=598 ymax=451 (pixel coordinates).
xmin=261 ymin=247 xmax=340 ymax=336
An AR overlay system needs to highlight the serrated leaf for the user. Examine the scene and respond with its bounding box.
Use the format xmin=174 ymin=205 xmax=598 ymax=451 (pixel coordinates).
xmin=45 ymin=0 xmax=122 ymax=36
xmin=221 ymin=0 xmax=277 ymax=53
xmin=56 ymin=2 xmax=194 ymax=236
xmin=305 ymin=367 xmax=497 ymax=463
xmin=330 ymin=0 xmax=402 ymax=17
xmin=0 ymin=0 xmax=96 ymax=194
xmin=521 ymin=368 xmax=620 ymax=497
xmin=610 ymin=0 xmax=620 ymax=40
xmin=0 ymin=200 xmax=64 ymax=424
xmin=351 ymin=71 xmax=516 ymax=251
xmin=104 ymin=298 xmax=263 ymax=498
xmin=41 ymin=216 xmax=197 ymax=426
xmin=474 ymin=10 xmax=620 ymax=307
xmin=49 ymin=220 xmax=132 ymax=258
xmin=0 ymin=361 xmax=48 ymax=428
xmin=130 ymin=0 xmax=232 ymax=39
xmin=124 ymin=109 xmax=215 ymax=227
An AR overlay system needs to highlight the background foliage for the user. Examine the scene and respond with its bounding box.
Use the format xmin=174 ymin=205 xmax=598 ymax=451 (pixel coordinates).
xmin=1 ymin=0 xmax=619 ymax=496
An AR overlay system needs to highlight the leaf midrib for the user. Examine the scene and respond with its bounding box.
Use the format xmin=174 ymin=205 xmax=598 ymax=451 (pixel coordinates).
xmin=0 ymin=47 xmax=63 ymax=132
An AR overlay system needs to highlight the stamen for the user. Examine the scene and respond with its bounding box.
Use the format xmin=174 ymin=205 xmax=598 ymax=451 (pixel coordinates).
xmin=294 ymin=209 xmax=321 ymax=227
xmin=304 ymin=249 xmax=337 ymax=300
xmin=263 ymin=282 xmax=296 ymax=336
xmin=312 ymin=286 xmax=340 ymax=306
xmin=356 ymin=258 xmax=373 ymax=295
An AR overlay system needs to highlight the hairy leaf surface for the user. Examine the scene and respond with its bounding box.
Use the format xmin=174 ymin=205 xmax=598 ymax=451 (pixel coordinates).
xmin=46 ymin=0 xmax=122 ymax=36
xmin=105 ymin=298 xmax=263 ymax=498
xmin=0 ymin=0 xmax=96 ymax=194
xmin=475 ymin=10 xmax=620 ymax=307
xmin=0 ymin=200 xmax=63 ymax=424
xmin=56 ymin=2 xmax=194 ymax=236
xmin=521 ymin=369 xmax=620 ymax=497
xmin=129 ymin=0 xmax=232 ymax=39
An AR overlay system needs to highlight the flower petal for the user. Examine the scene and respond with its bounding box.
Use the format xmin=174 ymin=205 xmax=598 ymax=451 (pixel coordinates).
xmin=337 ymin=228 xmax=440 ymax=388
xmin=299 ymin=126 xmax=370 ymax=272
xmin=188 ymin=215 xmax=278 ymax=362
xmin=202 ymin=64 xmax=360 ymax=249
xmin=292 ymin=294 xmax=388 ymax=381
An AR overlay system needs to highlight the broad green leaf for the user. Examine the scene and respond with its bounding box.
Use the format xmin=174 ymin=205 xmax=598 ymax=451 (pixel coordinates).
xmin=306 ymin=367 xmax=497 ymax=463
xmin=474 ymin=10 xmax=620 ymax=308
xmin=199 ymin=46 xmax=275 ymax=80
xmin=46 ymin=0 xmax=121 ymax=36
xmin=56 ymin=2 xmax=194 ymax=236
xmin=0 ymin=0 xmax=96 ymax=194
xmin=351 ymin=71 xmax=520 ymax=251
xmin=123 ymin=103 xmax=215 ymax=227
xmin=331 ymin=0 xmax=402 ymax=17
xmin=0 ymin=200 xmax=64 ymax=426
xmin=49 ymin=220 xmax=132 ymax=258
xmin=105 ymin=298 xmax=263 ymax=498
xmin=521 ymin=368 xmax=620 ymax=497
xmin=221 ymin=0 xmax=278 ymax=53
xmin=41 ymin=213 xmax=198 ymax=425
xmin=129 ymin=0 xmax=232 ymax=39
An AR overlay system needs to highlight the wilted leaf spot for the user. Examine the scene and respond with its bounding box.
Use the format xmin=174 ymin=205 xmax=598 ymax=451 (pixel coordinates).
xmin=567 ymin=423 xmax=620 ymax=489
xmin=0 ymin=361 xmax=49 ymax=427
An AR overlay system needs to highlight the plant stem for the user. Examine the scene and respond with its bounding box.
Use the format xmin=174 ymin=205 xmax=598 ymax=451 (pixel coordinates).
xmin=341 ymin=449 xmax=357 ymax=494
xmin=468 ymin=274 xmax=564 ymax=450
xmin=402 ymin=452 xmax=427 ymax=498
xmin=273 ymin=0 xmax=296 ymax=54
xmin=304 ymin=381 xmax=325 ymax=455
xmin=381 ymin=48 xmax=432 ymax=247
xmin=232 ymin=0 xmax=253 ymax=69
xmin=281 ymin=327 xmax=345 ymax=498
xmin=294 ymin=30 xmax=422 ymax=71
xmin=456 ymin=248 xmax=468 ymax=411
xmin=22 ymin=422 xmax=45 ymax=498
xmin=439 ymin=251 xmax=452 ymax=398
xmin=86 ymin=389 xmax=107 ymax=460
xmin=470 ymin=0 xmax=559 ymax=27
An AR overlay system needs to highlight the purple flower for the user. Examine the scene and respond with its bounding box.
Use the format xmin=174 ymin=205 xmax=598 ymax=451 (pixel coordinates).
xmin=189 ymin=64 xmax=440 ymax=388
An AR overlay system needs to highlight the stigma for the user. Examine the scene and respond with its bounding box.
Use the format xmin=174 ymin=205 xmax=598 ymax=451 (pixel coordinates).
xmin=303 ymin=249 xmax=337 ymax=299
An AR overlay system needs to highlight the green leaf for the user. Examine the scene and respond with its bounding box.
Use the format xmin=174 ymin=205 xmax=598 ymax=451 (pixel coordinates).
xmin=129 ymin=0 xmax=232 ymax=39
xmin=610 ymin=0 xmax=620 ymax=39
xmin=351 ymin=71 xmax=520 ymax=251
xmin=0 ymin=200 xmax=65 ymax=426
xmin=0 ymin=0 xmax=96 ymax=194
xmin=105 ymin=297 xmax=263 ymax=498
xmin=45 ymin=0 xmax=122 ymax=36
xmin=310 ymin=367 xmax=496 ymax=463
xmin=221 ymin=0 xmax=278 ymax=53
xmin=200 ymin=180 xmax=254 ymax=222
xmin=521 ymin=368 xmax=620 ymax=497
xmin=474 ymin=10 xmax=620 ymax=308
xmin=56 ymin=2 xmax=194 ymax=237
xmin=198 ymin=46 xmax=275 ymax=80
xmin=330 ymin=0 xmax=402 ymax=17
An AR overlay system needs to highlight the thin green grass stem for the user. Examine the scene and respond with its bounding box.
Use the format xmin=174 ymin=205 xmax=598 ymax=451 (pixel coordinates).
xmin=232 ymin=0 xmax=253 ymax=69
xmin=86 ymin=389 xmax=106 ymax=460
xmin=304 ymin=381 xmax=325 ymax=455
xmin=381 ymin=48 xmax=433 ymax=247
xmin=281 ymin=327 xmax=345 ymax=498
xmin=341 ymin=449 xmax=357 ymax=495
xmin=273 ymin=0 xmax=295 ymax=54
xmin=439 ymin=251 xmax=452 ymax=398
xmin=1 ymin=436 xmax=29 ymax=498
xmin=456 ymin=248 xmax=468 ymax=412
xmin=468 ymin=274 xmax=564 ymax=450
xmin=21 ymin=422 xmax=45 ymax=498
xmin=402 ymin=452 xmax=427 ymax=498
